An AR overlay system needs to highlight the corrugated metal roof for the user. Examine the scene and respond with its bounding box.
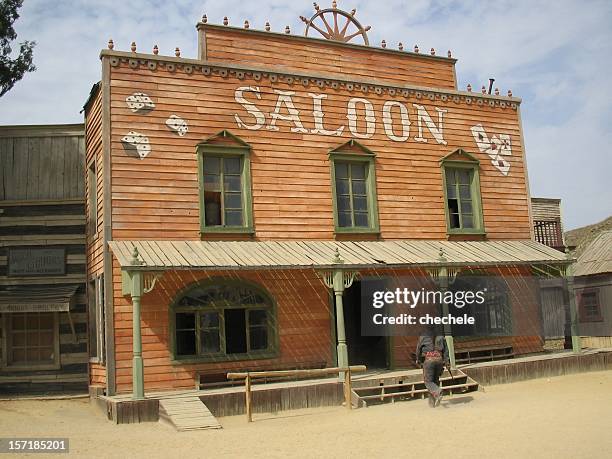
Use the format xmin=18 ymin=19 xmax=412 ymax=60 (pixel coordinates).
xmin=0 ymin=285 xmax=79 ymax=313
xmin=574 ymin=231 xmax=612 ymax=276
xmin=109 ymin=240 xmax=571 ymax=271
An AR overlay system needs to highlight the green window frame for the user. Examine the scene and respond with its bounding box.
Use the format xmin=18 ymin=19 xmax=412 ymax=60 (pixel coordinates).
xmin=196 ymin=131 xmax=254 ymax=234
xmin=170 ymin=280 xmax=278 ymax=363
xmin=329 ymin=140 xmax=380 ymax=234
xmin=440 ymin=149 xmax=485 ymax=235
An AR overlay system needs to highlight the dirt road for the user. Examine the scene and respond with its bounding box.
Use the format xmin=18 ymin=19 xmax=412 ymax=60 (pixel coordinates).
xmin=1 ymin=370 xmax=611 ymax=458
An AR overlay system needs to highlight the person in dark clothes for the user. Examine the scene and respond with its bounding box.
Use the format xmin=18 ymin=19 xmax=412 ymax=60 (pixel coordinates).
xmin=415 ymin=325 xmax=450 ymax=407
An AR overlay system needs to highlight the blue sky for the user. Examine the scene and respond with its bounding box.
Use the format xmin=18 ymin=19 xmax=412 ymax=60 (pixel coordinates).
xmin=1 ymin=0 xmax=610 ymax=230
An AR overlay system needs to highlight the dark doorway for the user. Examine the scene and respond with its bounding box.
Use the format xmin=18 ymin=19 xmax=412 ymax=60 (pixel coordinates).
xmin=342 ymin=281 xmax=388 ymax=369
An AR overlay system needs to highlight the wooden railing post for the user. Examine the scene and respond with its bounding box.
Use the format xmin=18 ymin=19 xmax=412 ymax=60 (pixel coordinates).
xmin=344 ymin=366 xmax=352 ymax=410
xmin=245 ymin=373 xmax=252 ymax=423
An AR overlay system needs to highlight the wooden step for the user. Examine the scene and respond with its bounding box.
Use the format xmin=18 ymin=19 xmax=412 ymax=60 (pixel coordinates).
xmin=358 ymin=382 xmax=479 ymax=401
xmin=159 ymin=396 xmax=222 ymax=431
xmin=354 ymin=375 xmax=468 ymax=393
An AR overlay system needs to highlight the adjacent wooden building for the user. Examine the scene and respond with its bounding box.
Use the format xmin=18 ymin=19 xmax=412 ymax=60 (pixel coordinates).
xmin=0 ymin=124 xmax=88 ymax=394
xmin=84 ymin=4 xmax=571 ymax=398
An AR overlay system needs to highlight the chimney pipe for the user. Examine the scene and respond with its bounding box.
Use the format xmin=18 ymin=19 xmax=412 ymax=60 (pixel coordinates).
xmin=488 ymin=78 xmax=495 ymax=95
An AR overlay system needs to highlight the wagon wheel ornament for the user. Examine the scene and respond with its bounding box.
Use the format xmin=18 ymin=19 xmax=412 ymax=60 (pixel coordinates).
xmin=300 ymin=2 xmax=371 ymax=46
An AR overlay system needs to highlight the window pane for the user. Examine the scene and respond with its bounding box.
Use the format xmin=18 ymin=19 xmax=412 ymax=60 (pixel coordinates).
xmin=338 ymin=211 xmax=352 ymax=227
xmin=12 ymin=314 xmax=25 ymax=330
xmin=447 ymin=170 xmax=458 ymax=185
xmin=39 ymin=313 xmax=54 ymax=330
xmin=335 ymin=163 xmax=348 ymax=179
xmin=225 ymin=309 xmax=247 ymax=354
xmin=446 ymin=183 xmax=457 ymax=198
xmin=200 ymin=330 xmax=220 ymax=353
xmin=462 ymin=201 xmax=473 ymax=214
xmin=449 ymin=212 xmax=460 ymax=229
xmin=458 ymin=170 xmax=471 ymax=185
xmin=176 ymin=312 xmax=196 ymax=330
xmin=354 ymin=212 xmax=369 ymax=227
xmin=224 ymin=175 xmax=241 ymax=192
xmin=204 ymin=173 xmax=220 ymax=191
xmin=249 ymin=327 xmax=268 ymax=351
xmin=176 ymin=330 xmax=196 ymax=355
xmin=337 ymin=196 xmax=351 ymax=212
xmin=353 ymin=196 xmax=368 ymax=212
xmin=204 ymin=157 xmax=220 ymax=174
xmin=39 ymin=332 xmax=54 ymax=347
xmin=462 ymin=215 xmax=474 ymax=228
xmin=225 ymin=210 xmax=243 ymax=226
xmin=224 ymin=157 xmax=241 ymax=174
xmin=26 ymin=314 xmax=38 ymax=329
xmin=459 ymin=185 xmax=471 ymax=200
xmin=200 ymin=312 xmax=219 ymax=329
xmin=26 ymin=348 xmax=40 ymax=363
xmin=204 ymin=191 xmax=222 ymax=226
xmin=224 ymin=192 xmax=242 ymax=209
xmin=27 ymin=331 xmax=39 ymax=346
xmin=352 ymin=180 xmax=366 ymax=195
xmin=249 ymin=309 xmax=267 ymax=326
xmin=12 ymin=332 xmax=26 ymax=346
xmin=351 ymin=163 xmax=366 ymax=179
xmin=335 ymin=178 xmax=350 ymax=195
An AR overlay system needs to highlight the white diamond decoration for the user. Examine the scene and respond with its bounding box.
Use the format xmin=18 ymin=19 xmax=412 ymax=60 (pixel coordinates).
xmin=121 ymin=131 xmax=151 ymax=160
xmin=166 ymin=115 xmax=188 ymax=137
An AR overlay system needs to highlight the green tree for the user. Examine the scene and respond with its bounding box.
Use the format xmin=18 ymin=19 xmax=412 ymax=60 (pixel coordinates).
xmin=0 ymin=0 xmax=35 ymax=97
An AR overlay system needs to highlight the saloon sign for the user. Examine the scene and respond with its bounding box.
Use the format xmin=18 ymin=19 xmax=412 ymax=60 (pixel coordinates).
xmin=233 ymin=86 xmax=513 ymax=175
xmin=234 ymin=86 xmax=447 ymax=144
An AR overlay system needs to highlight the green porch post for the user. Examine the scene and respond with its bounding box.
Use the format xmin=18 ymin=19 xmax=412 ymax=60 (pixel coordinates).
xmin=565 ymin=248 xmax=581 ymax=353
xmin=437 ymin=251 xmax=456 ymax=369
xmin=131 ymin=269 xmax=144 ymax=400
xmin=333 ymin=269 xmax=349 ymax=372
xmin=122 ymin=247 xmax=146 ymax=400
xmin=322 ymin=248 xmax=356 ymax=380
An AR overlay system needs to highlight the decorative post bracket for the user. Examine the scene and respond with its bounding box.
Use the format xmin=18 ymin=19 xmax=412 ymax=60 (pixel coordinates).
xmin=319 ymin=247 xmax=358 ymax=379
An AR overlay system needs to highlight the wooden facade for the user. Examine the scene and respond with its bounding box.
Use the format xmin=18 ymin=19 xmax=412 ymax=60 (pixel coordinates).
xmin=0 ymin=124 xmax=88 ymax=394
xmin=85 ymin=8 xmax=566 ymax=397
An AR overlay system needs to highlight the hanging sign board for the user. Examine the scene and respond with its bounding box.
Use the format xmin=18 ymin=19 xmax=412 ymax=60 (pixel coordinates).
xmin=8 ymin=247 xmax=66 ymax=276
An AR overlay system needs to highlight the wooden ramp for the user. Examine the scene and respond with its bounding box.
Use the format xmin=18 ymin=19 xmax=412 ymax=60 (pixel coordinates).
xmin=159 ymin=396 xmax=222 ymax=431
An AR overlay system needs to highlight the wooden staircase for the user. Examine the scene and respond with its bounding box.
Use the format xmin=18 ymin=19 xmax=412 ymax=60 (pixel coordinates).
xmin=351 ymin=369 xmax=479 ymax=408
xmin=158 ymin=395 xmax=222 ymax=431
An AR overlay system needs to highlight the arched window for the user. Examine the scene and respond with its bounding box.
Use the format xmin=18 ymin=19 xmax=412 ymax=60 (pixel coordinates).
xmin=171 ymin=280 xmax=277 ymax=361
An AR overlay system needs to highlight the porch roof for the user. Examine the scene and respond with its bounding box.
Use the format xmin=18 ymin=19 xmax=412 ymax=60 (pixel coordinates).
xmin=108 ymin=240 xmax=571 ymax=271
xmin=0 ymin=285 xmax=79 ymax=313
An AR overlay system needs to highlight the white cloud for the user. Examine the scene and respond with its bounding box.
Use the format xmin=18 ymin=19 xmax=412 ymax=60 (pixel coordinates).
xmin=0 ymin=0 xmax=609 ymax=229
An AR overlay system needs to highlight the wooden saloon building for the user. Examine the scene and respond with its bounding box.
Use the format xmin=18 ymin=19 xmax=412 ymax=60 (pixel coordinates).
xmin=84 ymin=3 xmax=572 ymax=399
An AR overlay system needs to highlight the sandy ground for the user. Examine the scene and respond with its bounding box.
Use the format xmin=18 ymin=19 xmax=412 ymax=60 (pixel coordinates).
xmin=1 ymin=370 xmax=612 ymax=459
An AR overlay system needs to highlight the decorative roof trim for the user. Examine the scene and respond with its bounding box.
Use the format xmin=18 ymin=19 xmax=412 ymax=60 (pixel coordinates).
xmin=100 ymin=50 xmax=521 ymax=110
xmin=196 ymin=23 xmax=457 ymax=63
xmin=329 ymin=139 xmax=376 ymax=157
xmin=197 ymin=129 xmax=251 ymax=148
xmin=439 ymin=148 xmax=480 ymax=164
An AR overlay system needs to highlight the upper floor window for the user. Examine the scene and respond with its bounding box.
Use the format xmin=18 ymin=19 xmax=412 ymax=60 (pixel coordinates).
xmin=196 ymin=131 xmax=254 ymax=234
xmin=440 ymin=149 xmax=485 ymax=235
xmin=329 ymin=140 xmax=380 ymax=234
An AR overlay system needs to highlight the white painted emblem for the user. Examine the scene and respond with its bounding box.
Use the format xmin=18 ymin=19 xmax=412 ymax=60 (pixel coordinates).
xmin=125 ymin=92 xmax=155 ymax=113
xmin=121 ymin=131 xmax=151 ymax=159
xmin=165 ymin=115 xmax=188 ymax=136
xmin=471 ymin=124 xmax=512 ymax=176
